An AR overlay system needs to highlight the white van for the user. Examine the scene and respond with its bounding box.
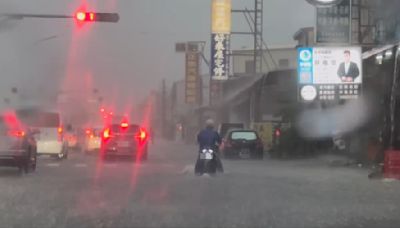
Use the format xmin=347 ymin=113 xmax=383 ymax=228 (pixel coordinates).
xmin=17 ymin=109 xmax=68 ymax=159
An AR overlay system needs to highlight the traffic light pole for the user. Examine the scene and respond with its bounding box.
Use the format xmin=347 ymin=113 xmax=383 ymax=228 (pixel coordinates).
xmin=1 ymin=13 xmax=72 ymax=20
xmin=0 ymin=12 xmax=119 ymax=23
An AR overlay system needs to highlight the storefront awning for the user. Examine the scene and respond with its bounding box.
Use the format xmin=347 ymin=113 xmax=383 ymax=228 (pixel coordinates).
xmin=362 ymin=43 xmax=398 ymax=59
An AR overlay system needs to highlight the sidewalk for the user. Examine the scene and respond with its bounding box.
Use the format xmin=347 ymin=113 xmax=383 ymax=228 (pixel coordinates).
xmin=316 ymin=153 xmax=359 ymax=167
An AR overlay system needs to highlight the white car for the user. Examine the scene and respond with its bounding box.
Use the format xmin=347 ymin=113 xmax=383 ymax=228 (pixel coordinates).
xmin=18 ymin=109 xmax=68 ymax=159
xmin=83 ymin=127 xmax=102 ymax=154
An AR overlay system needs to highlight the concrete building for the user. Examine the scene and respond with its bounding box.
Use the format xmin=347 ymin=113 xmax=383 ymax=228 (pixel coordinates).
xmin=168 ymin=76 xmax=208 ymax=142
xmin=232 ymin=46 xmax=297 ymax=77
xmin=293 ymin=27 xmax=315 ymax=47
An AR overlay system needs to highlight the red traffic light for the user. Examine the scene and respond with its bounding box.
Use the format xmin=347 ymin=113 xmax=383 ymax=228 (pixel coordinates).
xmin=74 ymin=11 xmax=119 ymax=23
xmin=75 ymin=12 xmax=95 ymax=21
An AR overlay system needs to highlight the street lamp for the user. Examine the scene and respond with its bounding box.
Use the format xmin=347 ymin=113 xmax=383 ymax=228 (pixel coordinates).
xmin=306 ymin=0 xmax=343 ymax=7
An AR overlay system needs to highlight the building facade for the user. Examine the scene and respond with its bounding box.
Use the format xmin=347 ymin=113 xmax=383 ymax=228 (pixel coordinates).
xmin=232 ymin=46 xmax=297 ymax=76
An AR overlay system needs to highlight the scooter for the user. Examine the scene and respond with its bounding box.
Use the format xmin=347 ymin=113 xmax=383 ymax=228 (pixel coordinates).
xmin=195 ymin=148 xmax=217 ymax=176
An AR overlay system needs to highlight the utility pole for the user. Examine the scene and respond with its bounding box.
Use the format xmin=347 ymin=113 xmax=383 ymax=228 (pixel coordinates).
xmin=161 ymin=79 xmax=167 ymax=139
xmin=231 ymin=0 xmax=265 ymax=74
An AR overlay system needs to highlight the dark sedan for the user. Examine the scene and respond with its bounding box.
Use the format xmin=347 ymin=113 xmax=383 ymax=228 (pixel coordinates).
xmin=101 ymin=122 xmax=149 ymax=161
xmin=221 ymin=130 xmax=264 ymax=160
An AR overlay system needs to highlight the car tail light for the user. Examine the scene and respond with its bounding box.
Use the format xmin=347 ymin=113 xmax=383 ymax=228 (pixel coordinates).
xmin=135 ymin=129 xmax=147 ymax=143
xmin=103 ymin=128 xmax=111 ymax=140
xmin=8 ymin=130 xmax=25 ymax=138
xmin=57 ymin=127 xmax=63 ymax=142
xmin=121 ymin=122 xmax=128 ymax=129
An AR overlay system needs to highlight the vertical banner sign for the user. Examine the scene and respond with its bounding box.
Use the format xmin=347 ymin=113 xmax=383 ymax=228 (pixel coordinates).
xmin=316 ymin=0 xmax=351 ymax=44
xmin=185 ymin=51 xmax=200 ymax=104
xmin=211 ymin=0 xmax=231 ymax=80
xmin=212 ymin=0 xmax=231 ymax=34
xmin=211 ymin=34 xmax=229 ymax=80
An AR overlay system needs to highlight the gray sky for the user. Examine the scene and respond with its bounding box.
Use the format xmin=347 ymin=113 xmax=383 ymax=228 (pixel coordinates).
xmin=0 ymin=0 xmax=314 ymax=109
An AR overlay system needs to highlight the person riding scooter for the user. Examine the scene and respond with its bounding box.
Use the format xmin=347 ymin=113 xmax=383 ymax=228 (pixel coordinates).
xmin=195 ymin=119 xmax=224 ymax=175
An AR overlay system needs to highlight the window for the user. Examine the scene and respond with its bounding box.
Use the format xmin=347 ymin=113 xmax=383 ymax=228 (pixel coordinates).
xmin=110 ymin=124 xmax=139 ymax=133
xmin=230 ymin=131 xmax=258 ymax=140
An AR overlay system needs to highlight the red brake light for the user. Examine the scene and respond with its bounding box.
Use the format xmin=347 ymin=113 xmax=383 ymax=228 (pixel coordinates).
xmin=103 ymin=128 xmax=111 ymax=139
xmin=121 ymin=122 xmax=129 ymax=128
xmin=8 ymin=130 xmax=25 ymax=137
xmin=139 ymin=131 xmax=146 ymax=140
xmin=136 ymin=129 xmax=147 ymax=142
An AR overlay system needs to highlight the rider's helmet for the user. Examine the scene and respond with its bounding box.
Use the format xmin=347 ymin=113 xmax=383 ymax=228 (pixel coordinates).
xmin=205 ymin=119 xmax=215 ymax=129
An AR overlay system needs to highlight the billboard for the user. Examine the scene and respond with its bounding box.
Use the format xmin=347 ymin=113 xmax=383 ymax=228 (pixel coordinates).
xmin=316 ymin=0 xmax=351 ymax=44
xmin=185 ymin=51 xmax=200 ymax=104
xmin=212 ymin=0 xmax=231 ymax=34
xmin=298 ymin=46 xmax=362 ymax=101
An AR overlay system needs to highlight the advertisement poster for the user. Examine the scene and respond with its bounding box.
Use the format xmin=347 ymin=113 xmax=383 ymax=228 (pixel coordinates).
xmin=298 ymin=46 xmax=362 ymax=101
xmin=185 ymin=51 xmax=200 ymax=104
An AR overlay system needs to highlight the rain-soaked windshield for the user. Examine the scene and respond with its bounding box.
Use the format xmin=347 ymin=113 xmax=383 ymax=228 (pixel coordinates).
xmin=1 ymin=0 xmax=400 ymax=228
xmin=231 ymin=131 xmax=257 ymax=140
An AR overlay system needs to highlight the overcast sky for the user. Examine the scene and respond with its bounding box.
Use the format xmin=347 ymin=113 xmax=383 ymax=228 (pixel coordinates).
xmin=0 ymin=0 xmax=314 ymax=109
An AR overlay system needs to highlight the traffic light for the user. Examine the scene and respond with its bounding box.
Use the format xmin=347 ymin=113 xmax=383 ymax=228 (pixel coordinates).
xmin=74 ymin=11 xmax=120 ymax=23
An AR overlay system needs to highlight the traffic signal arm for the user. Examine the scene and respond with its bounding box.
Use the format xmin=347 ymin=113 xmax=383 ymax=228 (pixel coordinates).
xmin=1 ymin=12 xmax=120 ymax=23
xmin=75 ymin=12 xmax=120 ymax=23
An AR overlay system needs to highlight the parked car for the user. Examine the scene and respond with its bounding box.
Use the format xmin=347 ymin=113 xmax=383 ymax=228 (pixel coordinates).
xmin=218 ymin=123 xmax=244 ymax=139
xmin=221 ymin=129 xmax=264 ymax=160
